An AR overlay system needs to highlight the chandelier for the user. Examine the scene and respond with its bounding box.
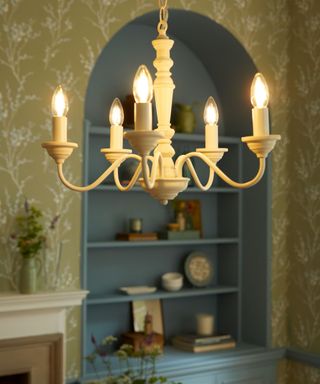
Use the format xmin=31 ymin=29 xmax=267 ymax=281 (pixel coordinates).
xmin=42 ymin=0 xmax=281 ymax=205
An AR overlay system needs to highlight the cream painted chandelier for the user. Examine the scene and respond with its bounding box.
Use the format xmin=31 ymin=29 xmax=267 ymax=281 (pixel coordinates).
xmin=42 ymin=0 xmax=281 ymax=205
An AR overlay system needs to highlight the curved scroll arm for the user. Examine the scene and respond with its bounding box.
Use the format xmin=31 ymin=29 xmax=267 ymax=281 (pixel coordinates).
xmin=57 ymin=154 xmax=141 ymax=192
xmin=212 ymin=158 xmax=265 ymax=188
xmin=114 ymin=161 xmax=142 ymax=191
xmin=176 ymin=152 xmax=266 ymax=189
xmin=185 ymin=158 xmax=215 ymax=190
xmin=141 ymin=152 xmax=164 ymax=189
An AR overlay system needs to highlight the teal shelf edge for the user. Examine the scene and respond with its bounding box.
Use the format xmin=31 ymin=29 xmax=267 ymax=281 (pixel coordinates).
xmin=86 ymin=285 xmax=239 ymax=305
xmin=81 ymin=344 xmax=284 ymax=382
xmin=89 ymin=125 xmax=241 ymax=144
xmin=92 ymin=185 xmax=240 ymax=193
xmin=87 ymin=238 xmax=239 ymax=249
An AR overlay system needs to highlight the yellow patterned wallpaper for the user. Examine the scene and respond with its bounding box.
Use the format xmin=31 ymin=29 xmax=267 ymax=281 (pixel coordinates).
xmin=0 ymin=0 xmax=318 ymax=382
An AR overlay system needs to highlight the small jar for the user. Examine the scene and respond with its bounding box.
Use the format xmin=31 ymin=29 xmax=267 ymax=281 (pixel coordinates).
xmin=129 ymin=218 xmax=143 ymax=233
xmin=196 ymin=313 xmax=214 ymax=336
xmin=176 ymin=212 xmax=186 ymax=231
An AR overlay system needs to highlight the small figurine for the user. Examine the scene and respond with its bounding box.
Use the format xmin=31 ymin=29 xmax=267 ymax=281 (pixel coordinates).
xmin=122 ymin=312 xmax=164 ymax=353
xmin=144 ymin=312 xmax=153 ymax=336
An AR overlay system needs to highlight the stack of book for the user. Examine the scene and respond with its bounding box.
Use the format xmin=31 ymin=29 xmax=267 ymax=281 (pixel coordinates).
xmin=116 ymin=232 xmax=158 ymax=241
xmin=172 ymin=334 xmax=236 ymax=353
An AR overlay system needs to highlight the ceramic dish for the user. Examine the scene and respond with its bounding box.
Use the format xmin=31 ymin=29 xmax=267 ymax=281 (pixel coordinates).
xmin=120 ymin=286 xmax=157 ymax=295
xmin=184 ymin=251 xmax=213 ymax=287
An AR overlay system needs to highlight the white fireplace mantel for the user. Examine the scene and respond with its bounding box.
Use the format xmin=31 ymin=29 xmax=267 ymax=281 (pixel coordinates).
xmin=0 ymin=290 xmax=88 ymax=382
xmin=0 ymin=290 xmax=88 ymax=341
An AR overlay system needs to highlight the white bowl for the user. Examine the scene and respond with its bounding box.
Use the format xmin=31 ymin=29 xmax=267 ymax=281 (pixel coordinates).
xmin=161 ymin=272 xmax=183 ymax=292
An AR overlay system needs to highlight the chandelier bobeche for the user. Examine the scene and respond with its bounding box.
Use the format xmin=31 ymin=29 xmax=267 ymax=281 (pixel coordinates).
xmin=42 ymin=0 xmax=281 ymax=205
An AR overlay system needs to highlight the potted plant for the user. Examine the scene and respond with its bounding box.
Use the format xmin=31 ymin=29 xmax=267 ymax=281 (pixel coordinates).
xmin=85 ymin=335 xmax=181 ymax=384
xmin=11 ymin=200 xmax=46 ymax=293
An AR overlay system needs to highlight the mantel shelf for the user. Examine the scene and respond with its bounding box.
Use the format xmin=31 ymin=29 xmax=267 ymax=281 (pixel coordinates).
xmin=0 ymin=290 xmax=88 ymax=313
xmin=88 ymin=125 xmax=241 ymax=145
xmin=87 ymin=238 xmax=239 ymax=249
xmin=87 ymin=286 xmax=239 ymax=305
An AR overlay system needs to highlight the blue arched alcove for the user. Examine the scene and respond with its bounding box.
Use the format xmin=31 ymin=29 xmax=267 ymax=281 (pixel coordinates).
xmin=82 ymin=9 xmax=276 ymax=382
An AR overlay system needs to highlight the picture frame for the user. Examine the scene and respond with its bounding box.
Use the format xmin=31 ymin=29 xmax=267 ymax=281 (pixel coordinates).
xmin=132 ymin=299 xmax=164 ymax=335
xmin=172 ymin=199 xmax=202 ymax=233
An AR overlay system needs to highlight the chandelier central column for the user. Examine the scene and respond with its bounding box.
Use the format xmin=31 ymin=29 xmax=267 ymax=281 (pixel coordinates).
xmin=152 ymin=36 xmax=176 ymax=178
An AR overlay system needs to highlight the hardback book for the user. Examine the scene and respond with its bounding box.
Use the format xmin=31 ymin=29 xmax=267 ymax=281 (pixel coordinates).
xmin=116 ymin=232 xmax=158 ymax=241
xmin=172 ymin=337 xmax=236 ymax=353
xmin=174 ymin=334 xmax=232 ymax=346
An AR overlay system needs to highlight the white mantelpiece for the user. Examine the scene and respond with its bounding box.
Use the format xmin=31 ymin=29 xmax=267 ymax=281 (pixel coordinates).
xmin=0 ymin=290 xmax=88 ymax=383
xmin=0 ymin=290 xmax=88 ymax=341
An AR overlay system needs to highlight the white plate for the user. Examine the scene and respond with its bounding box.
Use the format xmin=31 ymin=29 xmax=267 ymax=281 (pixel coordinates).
xmin=119 ymin=286 xmax=157 ymax=295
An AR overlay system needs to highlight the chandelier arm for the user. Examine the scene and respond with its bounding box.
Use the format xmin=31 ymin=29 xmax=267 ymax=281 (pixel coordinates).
xmin=114 ymin=163 xmax=142 ymax=191
xmin=213 ymin=158 xmax=266 ymax=188
xmin=185 ymin=158 xmax=215 ymax=191
xmin=176 ymin=152 xmax=266 ymax=189
xmin=141 ymin=152 xmax=163 ymax=189
xmin=57 ymin=156 xmax=130 ymax=192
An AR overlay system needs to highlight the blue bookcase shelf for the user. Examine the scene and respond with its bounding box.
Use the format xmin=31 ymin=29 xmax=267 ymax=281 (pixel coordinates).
xmin=94 ymin=184 xmax=240 ymax=194
xmin=88 ymin=125 xmax=240 ymax=145
xmin=87 ymin=286 xmax=239 ymax=305
xmin=79 ymin=115 xmax=280 ymax=384
xmin=81 ymin=119 xmax=247 ymax=376
xmin=87 ymin=238 xmax=239 ymax=249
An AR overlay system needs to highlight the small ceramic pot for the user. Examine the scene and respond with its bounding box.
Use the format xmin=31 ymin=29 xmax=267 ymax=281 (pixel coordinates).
xmin=196 ymin=313 xmax=214 ymax=336
xmin=161 ymin=272 xmax=183 ymax=291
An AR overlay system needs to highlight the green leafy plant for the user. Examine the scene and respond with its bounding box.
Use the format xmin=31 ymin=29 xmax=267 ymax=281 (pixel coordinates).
xmin=11 ymin=200 xmax=46 ymax=259
xmin=86 ymin=335 xmax=181 ymax=384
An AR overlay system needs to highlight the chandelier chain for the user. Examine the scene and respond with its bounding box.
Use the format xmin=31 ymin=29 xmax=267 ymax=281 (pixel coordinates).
xmin=158 ymin=0 xmax=169 ymax=35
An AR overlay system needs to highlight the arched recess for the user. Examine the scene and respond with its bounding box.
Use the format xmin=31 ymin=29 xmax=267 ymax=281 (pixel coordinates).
xmin=83 ymin=9 xmax=272 ymax=361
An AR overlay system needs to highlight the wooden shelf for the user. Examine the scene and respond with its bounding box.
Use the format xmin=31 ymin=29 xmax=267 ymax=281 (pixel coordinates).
xmin=87 ymin=238 xmax=239 ymax=249
xmin=87 ymin=286 xmax=239 ymax=305
xmin=92 ymin=184 xmax=240 ymax=193
xmin=89 ymin=126 xmax=241 ymax=145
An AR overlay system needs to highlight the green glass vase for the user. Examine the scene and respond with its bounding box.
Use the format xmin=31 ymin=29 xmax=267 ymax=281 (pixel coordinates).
xmin=173 ymin=104 xmax=195 ymax=134
xmin=20 ymin=257 xmax=41 ymax=294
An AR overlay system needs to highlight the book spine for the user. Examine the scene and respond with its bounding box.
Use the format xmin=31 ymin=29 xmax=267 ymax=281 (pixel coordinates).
xmin=172 ymin=340 xmax=236 ymax=353
xmin=194 ymin=335 xmax=232 ymax=345
xmin=175 ymin=334 xmax=232 ymax=346
xmin=193 ymin=341 xmax=236 ymax=353
xmin=172 ymin=339 xmax=236 ymax=353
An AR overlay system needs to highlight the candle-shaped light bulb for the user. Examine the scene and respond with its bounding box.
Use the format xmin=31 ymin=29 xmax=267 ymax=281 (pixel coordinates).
xmin=204 ymin=96 xmax=219 ymax=149
xmin=51 ymin=85 xmax=68 ymax=117
xmin=204 ymin=96 xmax=219 ymax=125
xmin=51 ymin=85 xmax=68 ymax=142
xmin=133 ymin=65 xmax=153 ymax=131
xmin=109 ymin=98 xmax=124 ymax=150
xmin=133 ymin=65 xmax=153 ymax=103
xmin=251 ymin=73 xmax=269 ymax=108
xmin=251 ymin=73 xmax=270 ymax=136
xmin=109 ymin=98 xmax=124 ymax=126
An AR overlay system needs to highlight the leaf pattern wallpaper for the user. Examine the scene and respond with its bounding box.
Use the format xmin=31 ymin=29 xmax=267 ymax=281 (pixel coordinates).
xmin=0 ymin=0 xmax=319 ymax=381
